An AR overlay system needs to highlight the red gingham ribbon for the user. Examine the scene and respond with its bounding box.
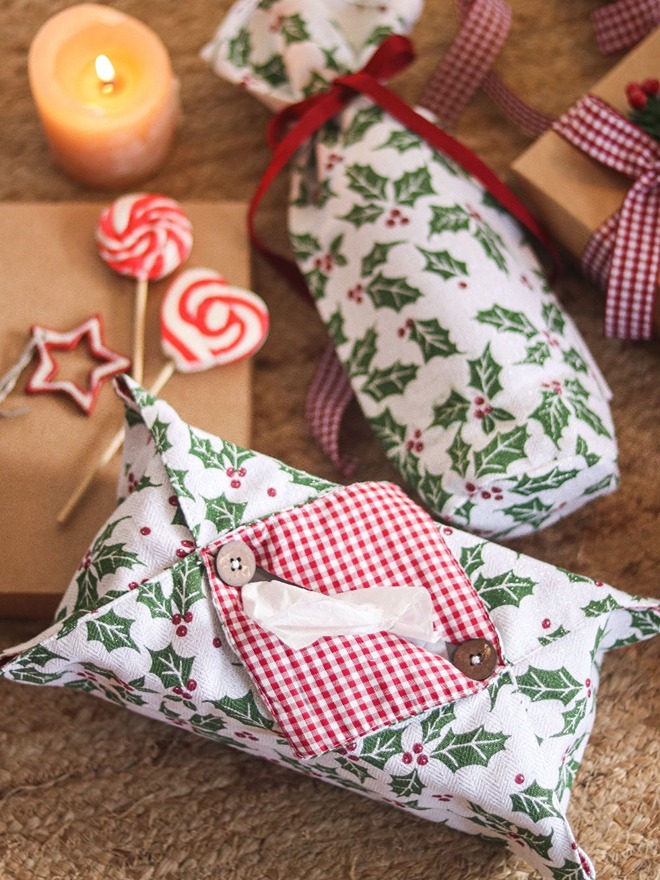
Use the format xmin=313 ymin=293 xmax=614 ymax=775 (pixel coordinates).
xmin=203 ymin=482 xmax=503 ymax=758
xmin=419 ymin=0 xmax=553 ymax=136
xmin=305 ymin=341 xmax=357 ymax=477
xmin=553 ymin=94 xmax=660 ymax=339
xmin=592 ymin=0 xmax=660 ymax=54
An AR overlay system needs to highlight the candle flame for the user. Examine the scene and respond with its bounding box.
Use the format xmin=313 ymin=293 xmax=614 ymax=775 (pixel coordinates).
xmin=95 ymin=54 xmax=116 ymax=93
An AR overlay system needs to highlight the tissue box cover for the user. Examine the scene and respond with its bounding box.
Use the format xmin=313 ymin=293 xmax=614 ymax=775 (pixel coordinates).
xmin=1 ymin=377 xmax=657 ymax=880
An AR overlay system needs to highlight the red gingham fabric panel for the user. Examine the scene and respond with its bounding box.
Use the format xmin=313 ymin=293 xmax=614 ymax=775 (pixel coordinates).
xmin=592 ymin=0 xmax=660 ymax=55
xmin=202 ymin=481 xmax=503 ymax=758
xmin=554 ymin=94 xmax=660 ymax=340
xmin=305 ymin=341 xmax=357 ymax=478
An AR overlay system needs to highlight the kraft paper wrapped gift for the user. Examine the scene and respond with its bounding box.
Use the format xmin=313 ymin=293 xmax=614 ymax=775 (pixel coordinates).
xmin=1 ymin=377 xmax=658 ymax=880
xmin=511 ymin=27 xmax=660 ymax=338
xmin=0 ymin=201 xmax=252 ymax=618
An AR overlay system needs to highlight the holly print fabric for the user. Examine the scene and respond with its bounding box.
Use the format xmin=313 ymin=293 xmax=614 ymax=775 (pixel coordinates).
xmin=203 ymin=0 xmax=619 ymax=538
xmin=1 ymin=378 xmax=658 ymax=880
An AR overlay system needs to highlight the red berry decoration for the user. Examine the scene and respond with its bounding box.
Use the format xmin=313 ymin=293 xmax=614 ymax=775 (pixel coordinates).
xmin=176 ymin=624 xmax=188 ymax=637
xmin=184 ymin=611 xmax=193 ymax=624
xmin=642 ymin=78 xmax=660 ymax=96
xmin=627 ymin=78 xmax=660 ymax=141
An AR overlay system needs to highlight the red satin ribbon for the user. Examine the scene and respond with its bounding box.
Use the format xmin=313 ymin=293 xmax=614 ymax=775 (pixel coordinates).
xmin=553 ymin=94 xmax=660 ymax=339
xmin=248 ymin=34 xmax=559 ymax=297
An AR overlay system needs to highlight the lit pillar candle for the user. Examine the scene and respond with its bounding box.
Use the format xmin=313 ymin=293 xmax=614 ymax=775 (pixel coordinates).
xmin=28 ymin=3 xmax=180 ymax=189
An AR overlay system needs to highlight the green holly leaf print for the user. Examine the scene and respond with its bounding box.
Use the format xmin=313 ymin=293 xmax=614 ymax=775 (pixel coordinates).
xmin=280 ymin=12 xmax=309 ymax=44
xmin=416 ymin=247 xmax=468 ymax=280
xmin=379 ymin=129 xmax=420 ymax=153
xmin=566 ymin=394 xmax=612 ymax=439
xmin=208 ymin=692 xmax=274 ymax=729
xmin=551 ymin=859 xmax=589 ymax=880
xmin=419 ymin=705 xmax=456 ymax=743
xmin=365 ymin=23 xmax=395 ymax=44
xmin=474 ymin=221 xmax=508 ymax=274
xmin=345 ymin=163 xmax=388 ymax=201
xmin=253 ymin=55 xmax=287 ymax=87
xmin=124 ymin=407 xmax=144 ymax=429
xmin=542 ymin=302 xmax=565 ymax=335
xmin=335 ymin=756 xmax=372 ymax=783
xmin=390 ymin=769 xmax=425 ymax=799
xmin=188 ymin=713 xmax=228 ymax=741
xmin=538 ymin=624 xmax=570 ymax=647
xmin=75 ymin=517 xmax=140 ymax=610
xmin=344 ymin=104 xmax=384 ymax=147
xmin=321 ymin=46 xmax=345 ymax=74
xmin=361 ymin=362 xmax=418 ymax=403
xmin=473 ymin=571 xmax=536 ymax=609
xmin=628 ymin=608 xmax=660 ymax=638
xmin=136 ymin=579 xmax=171 ymax=620
xmin=346 ymin=326 xmax=378 ymax=377
xmin=431 ymin=390 xmax=470 ymax=428
xmin=393 ymin=166 xmax=435 ymax=207
xmin=552 ymin=698 xmax=589 ymax=738
xmin=328 ymin=233 xmax=348 ymax=267
xmin=575 ymin=437 xmax=600 ymax=467
xmin=487 ymin=671 xmax=513 ymax=712
xmin=467 ymin=802 xmax=555 ymax=860
xmin=339 ymin=203 xmax=384 ymax=228
xmin=512 ymin=466 xmax=579 ymax=496
xmin=327 ymin=308 xmax=348 ymax=346
xmin=361 ymin=240 xmax=402 ymax=277
xmin=366 ymin=272 xmax=422 ymax=310
xmin=130 ymin=473 xmax=161 ymax=493
xmin=516 ymin=666 xmax=582 ymax=705
xmin=556 ymin=733 xmax=587 ymax=803
xmin=433 ymin=152 xmax=464 ymax=177
xmin=459 ymin=543 xmax=486 ymax=577
xmin=476 ymin=305 xmax=537 ymax=338
xmin=562 ymin=347 xmax=588 ymax=373
xmin=189 ymin=431 xmax=223 ymax=470
xmin=564 ymin=377 xmax=588 ymax=400
xmin=530 ymin=391 xmax=571 ymax=447
xmin=417 ymin=469 xmax=452 ymax=514
xmin=13 ymin=644 xmax=67 ymax=669
xmin=581 ymin=595 xmax=622 ymax=618
xmin=519 ymin=340 xmax=551 ymax=367
xmin=448 ymin=429 xmax=471 ymax=477
xmin=468 ymin=343 xmax=503 ymax=398
xmin=359 ymin=728 xmax=404 ymax=769
xmin=430 ymin=726 xmax=508 ymax=772
xmin=279 ymin=463 xmax=336 ymax=494
xmin=511 ymin=781 xmax=563 ymax=822
xmin=130 ymin=386 xmax=157 ymax=409
xmin=171 ymin=557 xmax=205 ymax=617
xmin=583 ymin=473 xmax=616 ymax=495
xmin=452 ymin=497 xmax=476 ymax=526
xmin=479 ymin=407 xmax=515 ymax=436
xmin=429 ymin=204 xmax=470 ymax=235
xmin=290 ymin=232 xmax=321 ymax=263
xmin=203 ymin=495 xmax=247 ymax=532
xmin=9 ymin=668 xmax=64 ymax=685
xmin=304 ymin=267 xmax=328 ymax=301
xmin=150 ymin=417 xmax=172 ymax=454
xmin=502 ymin=498 xmax=554 ymax=529
xmin=409 ymin=318 xmax=460 ymax=360
xmin=166 ymin=468 xmax=194 ymax=502
xmin=473 ymin=426 xmax=530 ymax=479
xmin=227 ymin=27 xmax=250 ymax=67
xmin=86 ymin=609 xmax=139 ymax=653
xmin=370 ymin=407 xmax=406 ymax=454
xmin=149 ymin=644 xmax=194 ymax=690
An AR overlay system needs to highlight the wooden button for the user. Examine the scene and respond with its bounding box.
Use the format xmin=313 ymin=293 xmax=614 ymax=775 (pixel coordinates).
xmin=215 ymin=540 xmax=256 ymax=587
xmin=452 ymin=638 xmax=497 ymax=681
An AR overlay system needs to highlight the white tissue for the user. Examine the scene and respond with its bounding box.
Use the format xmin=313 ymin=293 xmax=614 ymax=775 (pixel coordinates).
xmin=241 ymin=580 xmax=438 ymax=650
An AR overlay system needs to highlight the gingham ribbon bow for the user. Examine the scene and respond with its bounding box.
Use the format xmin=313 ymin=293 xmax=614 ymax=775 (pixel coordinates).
xmin=592 ymin=0 xmax=660 ymax=54
xmin=554 ymin=94 xmax=660 ymax=339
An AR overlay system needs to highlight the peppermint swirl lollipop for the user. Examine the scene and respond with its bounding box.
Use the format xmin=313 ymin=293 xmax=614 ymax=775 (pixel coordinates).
xmin=96 ymin=193 xmax=193 ymax=383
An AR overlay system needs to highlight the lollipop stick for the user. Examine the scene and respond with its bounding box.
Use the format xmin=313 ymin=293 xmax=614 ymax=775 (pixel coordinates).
xmin=132 ymin=277 xmax=149 ymax=384
xmin=57 ymin=360 xmax=176 ymax=525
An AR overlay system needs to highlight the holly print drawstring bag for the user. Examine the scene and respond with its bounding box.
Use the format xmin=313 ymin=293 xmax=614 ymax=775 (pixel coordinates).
xmin=1 ymin=377 xmax=657 ymax=880
xmin=202 ymin=0 xmax=619 ymax=539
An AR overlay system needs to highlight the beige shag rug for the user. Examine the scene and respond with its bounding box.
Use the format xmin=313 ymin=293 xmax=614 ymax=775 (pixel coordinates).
xmin=1 ymin=2 xmax=658 ymax=879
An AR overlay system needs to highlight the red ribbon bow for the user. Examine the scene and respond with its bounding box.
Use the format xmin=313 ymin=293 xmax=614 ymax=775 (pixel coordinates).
xmin=248 ymin=33 xmax=558 ymax=295
xmin=554 ymin=94 xmax=660 ymax=339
